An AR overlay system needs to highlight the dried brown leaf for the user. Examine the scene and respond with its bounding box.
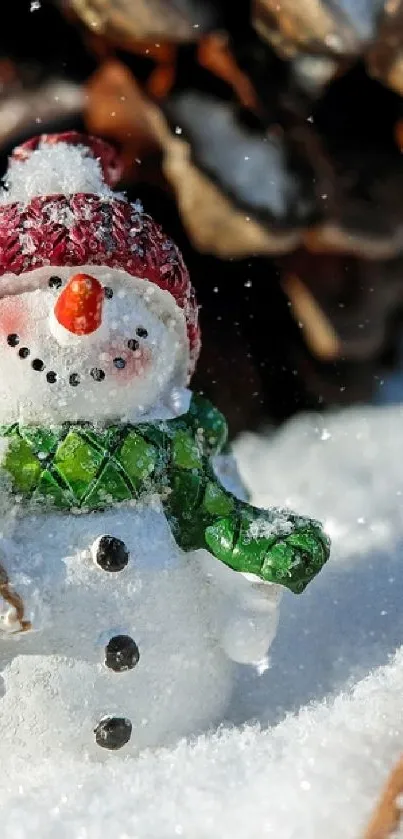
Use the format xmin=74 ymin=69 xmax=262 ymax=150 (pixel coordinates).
xmin=85 ymin=59 xmax=161 ymax=176
xmin=367 ymin=0 xmax=403 ymax=95
xmin=0 ymin=79 xmax=83 ymax=150
xmin=282 ymin=273 xmax=341 ymax=360
xmin=253 ymin=0 xmax=361 ymax=57
xmin=147 ymin=103 xmax=300 ymax=258
xmin=69 ymin=0 xmax=211 ymax=43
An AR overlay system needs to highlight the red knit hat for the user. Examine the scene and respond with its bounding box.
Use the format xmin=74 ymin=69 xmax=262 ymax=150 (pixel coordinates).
xmin=0 ymin=132 xmax=200 ymax=379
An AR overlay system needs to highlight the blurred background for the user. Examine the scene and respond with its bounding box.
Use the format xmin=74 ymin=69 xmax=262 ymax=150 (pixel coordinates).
xmin=4 ymin=0 xmax=403 ymax=438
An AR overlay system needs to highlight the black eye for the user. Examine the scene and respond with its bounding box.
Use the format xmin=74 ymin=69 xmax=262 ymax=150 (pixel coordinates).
xmin=46 ymin=371 xmax=57 ymax=383
xmin=91 ymin=368 xmax=105 ymax=381
xmin=104 ymin=287 xmax=113 ymax=299
xmin=113 ymin=357 xmax=126 ymax=369
xmin=48 ymin=276 xmax=62 ymax=289
xmin=69 ymin=373 xmax=80 ymax=387
xmin=18 ymin=347 xmax=30 ymax=359
xmin=32 ymin=359 xmax=45 ymax=371
xmin=7 ymin=334 xmax=19 ymax=347
xmin=127 ymin=339 xmax=139 ymax=351
xmin=136 ymin=327 xmax=148 ymax=338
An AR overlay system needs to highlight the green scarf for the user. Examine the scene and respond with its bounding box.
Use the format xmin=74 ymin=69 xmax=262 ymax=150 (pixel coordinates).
xmin=0 ymin=394 xmax=330 ymax=594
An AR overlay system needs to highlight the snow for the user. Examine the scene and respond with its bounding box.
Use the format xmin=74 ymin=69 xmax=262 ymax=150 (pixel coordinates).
xmin=247 ymin=509 xmax=294 ymax=540
xmin=1 ymin=400 xmax=403 ymax=835
xmin=0 ymin=141 xmax=121 ymax=205
xmin=235 ymin=404 xmax=403 ymax=564
xmin=2 ymin=648 xmax=403 ymax=839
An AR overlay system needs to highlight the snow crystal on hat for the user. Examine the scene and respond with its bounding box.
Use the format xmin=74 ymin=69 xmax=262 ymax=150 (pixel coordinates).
xmin=0 ymin=133 xmax=123 ymax=204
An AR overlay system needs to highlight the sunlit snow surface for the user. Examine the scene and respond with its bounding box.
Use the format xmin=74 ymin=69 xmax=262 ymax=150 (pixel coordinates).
xmin=3 ymin=402 xmax=403 ymax=837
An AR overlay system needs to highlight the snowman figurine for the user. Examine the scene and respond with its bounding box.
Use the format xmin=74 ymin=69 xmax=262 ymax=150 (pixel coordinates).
xmin=0 ymin=133 xmax=330 ymax=758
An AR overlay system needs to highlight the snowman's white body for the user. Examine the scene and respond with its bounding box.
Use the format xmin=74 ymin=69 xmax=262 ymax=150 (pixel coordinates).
xmin=0 ymin=140 xmax=281 ymax=757
xmin=0 ymin=492 xmax=280 ymax=758
xmin=0 ymin=260 xmax=282 ymax=758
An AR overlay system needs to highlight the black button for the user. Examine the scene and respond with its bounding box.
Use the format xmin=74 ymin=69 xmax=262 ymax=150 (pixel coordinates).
xmin=136 ymin=327 xmax=148 ymax=338
xmin=127 ymin=339 xmax=139 ymax=351
xmin=105 ymin=635 xmax=140 ymax=672
xmin=94 ymin=716 xmax=132 ymax=750
xmin=90 ymin=367 xmax=105 ymax=381
xmin=69 ymin=373 xmax=80 ymax=387
xmin=18 ymin=347 xmax=30 ymax=359
xmin=32 ymin=358 xmax=45 ymax=371
xmin=48 ymin=275 xmax=62 ymax=289
xmin=7 ymin=334 xmax=19 ymax=347
xmin=46 ymin=371 xmax=57 ymax=383
xmin=93 ymin=535 xmax=129 ymax=572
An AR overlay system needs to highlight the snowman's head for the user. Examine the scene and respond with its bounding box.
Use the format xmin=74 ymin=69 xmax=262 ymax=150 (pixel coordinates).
xmin=0 ymin=133 xmax=200 ymax=426
xmin=0 ymin=265 xmax=193 ymax=425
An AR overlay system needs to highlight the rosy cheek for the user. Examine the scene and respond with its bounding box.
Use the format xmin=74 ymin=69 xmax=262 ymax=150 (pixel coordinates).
xmin=101 ymin=344 xmax=153 ymax=383
xmin=0 ymin=299 xmax=29 ymax=340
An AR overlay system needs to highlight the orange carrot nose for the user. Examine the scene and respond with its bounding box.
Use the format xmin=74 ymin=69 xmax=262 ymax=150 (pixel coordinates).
xmin=54 ymin=273 xmax=104 ymax=335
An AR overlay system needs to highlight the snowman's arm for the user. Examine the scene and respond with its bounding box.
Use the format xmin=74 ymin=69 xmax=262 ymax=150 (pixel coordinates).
xmin=197 ymin=549 xmax=283 ymax=666
xmin=164 ymin=463 xmax=330 ymax=595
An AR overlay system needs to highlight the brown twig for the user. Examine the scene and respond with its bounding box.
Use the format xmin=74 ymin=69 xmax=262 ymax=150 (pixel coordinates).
xmin=363 ymin=756 xmax=403 ymax=839
xmin=0 ymin=561 xmax=31 ymax=633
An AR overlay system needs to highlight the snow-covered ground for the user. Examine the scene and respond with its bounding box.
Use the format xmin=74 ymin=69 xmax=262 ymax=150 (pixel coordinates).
xmin=3 ymin=400 xmax=403 ymax=837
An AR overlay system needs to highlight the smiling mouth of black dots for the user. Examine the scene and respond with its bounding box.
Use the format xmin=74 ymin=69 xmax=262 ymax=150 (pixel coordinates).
xmin=6 ymin=328 xmax=148 ymax=386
